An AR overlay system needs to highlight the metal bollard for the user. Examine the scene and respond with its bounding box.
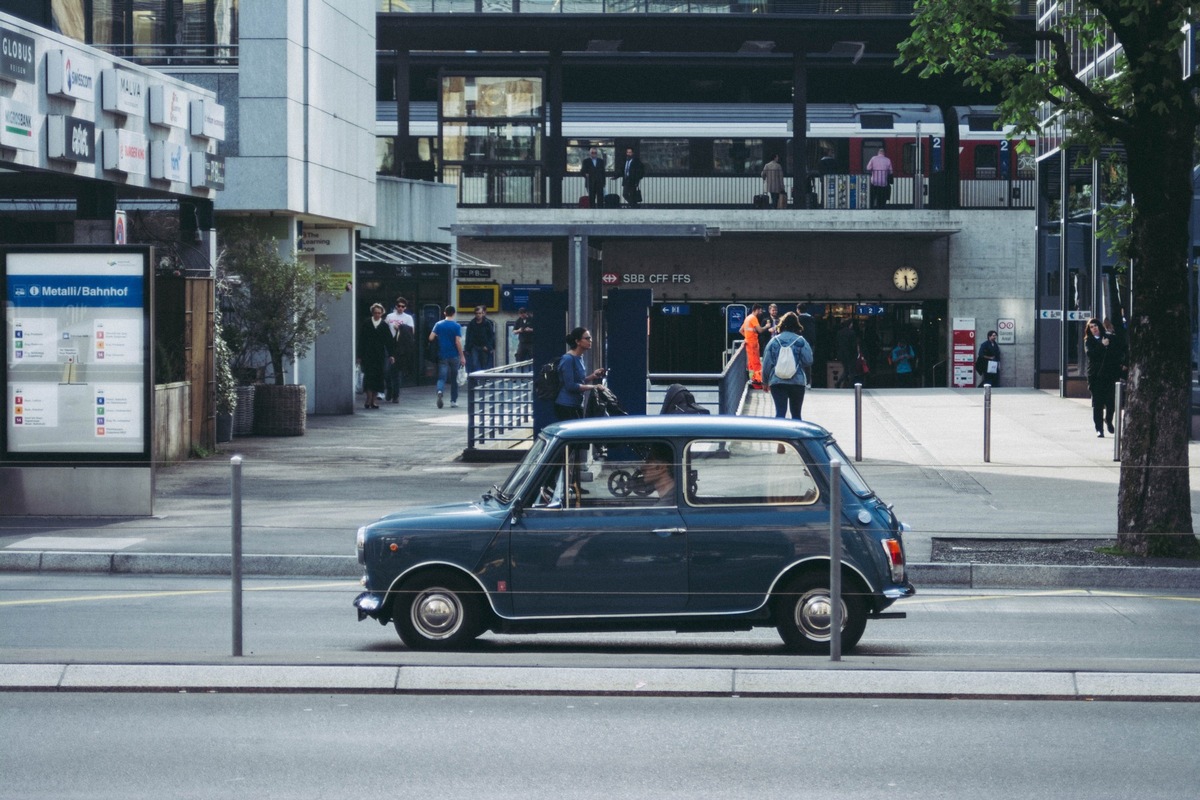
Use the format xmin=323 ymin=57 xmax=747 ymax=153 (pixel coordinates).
xmin=231 ymin=455 xmax=243 ymax=658
xmin=853 ymin=383 xmax=863 ymax=462
xmin=983 ymin=384 xmax=992 ymax=463
xmin=1113 ymin=381 xmax=1123 ymax=462
xmin=829 ymin=459 xmax=843 ymax=662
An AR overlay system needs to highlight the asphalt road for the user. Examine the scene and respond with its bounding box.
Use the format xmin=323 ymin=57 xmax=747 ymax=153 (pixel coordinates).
xmin=3 ymin=574 xmax=1199 ymax=672
xmin=3 ymin=693 xmax=1198 ymax=800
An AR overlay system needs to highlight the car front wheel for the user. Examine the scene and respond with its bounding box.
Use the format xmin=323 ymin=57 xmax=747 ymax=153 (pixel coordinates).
xmin=393 ymin=572 xmax=485 ymax=650
xmin=773 ymin=573 xmax=867 ymax=654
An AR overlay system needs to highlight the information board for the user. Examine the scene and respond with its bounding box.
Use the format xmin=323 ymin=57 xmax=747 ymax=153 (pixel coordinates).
xmin=951 ymin=317 xmax=976 ymax=388
xmin=3 ymin=248 xmax=151 ymax=457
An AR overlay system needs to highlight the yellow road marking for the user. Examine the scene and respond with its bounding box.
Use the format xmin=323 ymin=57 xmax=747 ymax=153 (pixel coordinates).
xmin=0 ymin=582 xmax=360 ymax=608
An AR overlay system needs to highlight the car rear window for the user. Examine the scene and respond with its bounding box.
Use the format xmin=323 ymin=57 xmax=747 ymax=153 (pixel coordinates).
xmin=683 ymin=439 xmax=819 ymax=506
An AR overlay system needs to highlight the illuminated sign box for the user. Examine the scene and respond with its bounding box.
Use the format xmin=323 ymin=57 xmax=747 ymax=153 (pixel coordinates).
xmin=47 ymin=116 xmax=95 ymax=162
xmin=101 ymin=69 xmax=146 ymax=117
xmin=189 ymin=98 xmax=226 ymax=141
xmin=150 ymin=139 xmax=189 ymax=183
xmin=102 ymin=129 xmax=147 ymax=175
xmin=46 ymin=50 xmax=97 ymax=103
xmin=149 ymin=85 xmax=189 ymax=129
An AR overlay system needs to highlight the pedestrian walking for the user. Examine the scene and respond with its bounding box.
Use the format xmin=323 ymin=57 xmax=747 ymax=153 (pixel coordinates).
xmin=429 ymin=305 xmax=465 ymax=408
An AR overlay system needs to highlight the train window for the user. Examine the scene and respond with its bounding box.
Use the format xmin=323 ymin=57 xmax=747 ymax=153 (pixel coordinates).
xmin=967 ymin=114 xmax=1001 ymax=132
xmin=860 ymin=114 xmax=894 ymax=130
xmin=974 ymin=144 xmax=999 ymax=179
xmin=640 ymin=139 xmax=691 ymax=174
xmin=566 ymin=141 xmax=614 ymax=173
xmin=713 ymin=140 xmax=763 ymax=175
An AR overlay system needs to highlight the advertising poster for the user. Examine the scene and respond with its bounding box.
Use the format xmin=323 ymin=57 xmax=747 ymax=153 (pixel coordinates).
xmin=3 ymin=248 xmax=150 ymax=456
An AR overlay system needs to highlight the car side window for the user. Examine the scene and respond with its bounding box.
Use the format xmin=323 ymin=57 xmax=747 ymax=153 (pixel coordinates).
xmin=684 ymin=439 xmax=819 ymax=506
xmin=529 ymin=440 xmax=678 ymax=509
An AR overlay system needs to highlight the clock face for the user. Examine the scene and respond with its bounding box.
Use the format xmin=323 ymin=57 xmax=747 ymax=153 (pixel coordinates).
xmin=893 ymin=267 xmax=919 ymax=292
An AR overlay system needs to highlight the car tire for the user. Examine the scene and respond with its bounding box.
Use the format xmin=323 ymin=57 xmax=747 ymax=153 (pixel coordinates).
xmin=773 ymin=573 xmax=867 ymax=654
xmin=393 ymin=571 xmax=485 ymax=651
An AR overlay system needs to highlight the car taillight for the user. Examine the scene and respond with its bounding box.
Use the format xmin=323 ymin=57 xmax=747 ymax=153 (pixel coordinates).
xmin=882 ymin=538 xmax=905 ymax=583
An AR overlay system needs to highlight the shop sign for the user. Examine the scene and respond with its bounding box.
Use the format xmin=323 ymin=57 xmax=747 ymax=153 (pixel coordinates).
xmin=0 ymin=98 xmax=36 ymax=151
xmin=1038 ymin=309 xmax=1063 ymax=320
xmin=189 ymin=98 xmax=226 ymax=141
xmin=150 ymin=139 xmax=188 ymax=183
xmin=0 ymin=26 xmax=35 ymax=84
xmin=189 ymin=152 xmax=225 ymax=190
xmin=102 ymin=129 xmax=147 ymax=175
xmin=149 ymin=85 xmax=188 ymax=128
xmin=47 ymin=115 xmax=94 ymax=162
xmin=46 ymin=50 xmax=97 ymax=103
xmin=101 ymin=69 xmax=145 ymax=117
xmin=298 ymin=226 xmax=349 ymax=255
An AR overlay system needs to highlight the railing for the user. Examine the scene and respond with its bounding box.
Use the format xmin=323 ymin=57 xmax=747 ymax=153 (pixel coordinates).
xmin=389 ymin=1 xmax=1036 ymax=15
xmin=96 ymin=43 xmax=238 ymax=68
xmin=463 ymin=344 xmax=750 ymax=460
xmin=447 ymin=171 xmax=1035 ymax=209
xmin=464 ymin=362 xmax=535 ymax=461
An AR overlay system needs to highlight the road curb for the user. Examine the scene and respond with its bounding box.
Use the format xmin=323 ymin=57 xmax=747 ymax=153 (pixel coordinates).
xmin=1 ymin=663 xmax=1197 ymax=700
xmin=4 ymin=550 xmax=1200 ymax=590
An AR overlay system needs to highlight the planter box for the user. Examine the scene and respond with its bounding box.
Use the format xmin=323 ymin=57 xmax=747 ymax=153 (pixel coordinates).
xmin=253 ymin=384 xmax=307 ymax=436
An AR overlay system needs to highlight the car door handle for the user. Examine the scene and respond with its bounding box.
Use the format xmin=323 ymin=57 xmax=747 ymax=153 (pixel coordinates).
xmin=652 ymin=528 xmax=687 ymax=537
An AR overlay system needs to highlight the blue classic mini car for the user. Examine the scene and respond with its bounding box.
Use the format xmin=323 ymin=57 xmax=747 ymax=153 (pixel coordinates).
xmin=354 ymin=415 xmax=914 ymax=653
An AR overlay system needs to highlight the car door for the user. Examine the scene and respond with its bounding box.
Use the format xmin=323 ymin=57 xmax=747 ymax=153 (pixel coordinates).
xmin=679 ymin=436 xmax=829 ymax=613
xmin=507 ymin=439 xmax=688 ymax=617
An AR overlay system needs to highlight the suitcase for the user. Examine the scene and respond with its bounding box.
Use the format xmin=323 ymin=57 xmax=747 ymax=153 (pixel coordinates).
xmin=604 ymin=193 xmax=621 ymax=209
xmin=578 ymin=195 xmax=591 ymax=208
xmin=753 ymin=194 xmax=770 ymax=209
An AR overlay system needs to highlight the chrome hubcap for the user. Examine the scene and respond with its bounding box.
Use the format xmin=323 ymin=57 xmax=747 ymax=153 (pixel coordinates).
xmin=795 ymin=589 xmax=844 ymax=642
xmin=411 ymin=588 xmax=463 ymax=640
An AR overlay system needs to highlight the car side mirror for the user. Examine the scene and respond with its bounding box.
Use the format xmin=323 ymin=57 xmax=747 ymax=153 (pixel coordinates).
xmin=510 ymin=498 xmax=524 ymax=522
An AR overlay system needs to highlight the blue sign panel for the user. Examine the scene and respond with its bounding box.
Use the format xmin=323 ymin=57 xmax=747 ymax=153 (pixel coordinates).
xmin=726 ymin=304 xmax=747 ymax=333
xmin=856 ymin=304 xmax=886 ymax=316
xmin=1000 ymin=140 xmax=1012 ymax=179
xmin=931 ymin=135 xmax=943 ymax=173
xmin=660 ymin=304 xmax=690 ymax=316
xmin=8 ymin=275 xmax=144 ymax=308
xmin=501 ymin=283 xmax=554 ymax=312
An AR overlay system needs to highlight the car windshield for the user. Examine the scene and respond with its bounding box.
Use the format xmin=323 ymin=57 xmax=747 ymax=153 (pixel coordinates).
xmin=494 ymin=435 xmax=550 ymax=502
xmin=824 ymin=439 xmax=873 ymax=498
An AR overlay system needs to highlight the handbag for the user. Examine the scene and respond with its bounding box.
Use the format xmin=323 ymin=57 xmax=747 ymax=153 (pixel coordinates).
xmin=456 ymin=365 xmax=467 ymax=387
xmin=856 ymin=353 xmax=870 ymax=375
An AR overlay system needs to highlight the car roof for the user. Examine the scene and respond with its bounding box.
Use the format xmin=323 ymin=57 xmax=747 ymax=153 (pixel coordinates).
xmin=542 ymin=415 xmax=832 ymax=441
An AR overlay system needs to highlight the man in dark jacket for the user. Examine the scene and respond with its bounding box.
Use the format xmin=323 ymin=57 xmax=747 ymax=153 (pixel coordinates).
xmin=619 ymin=147 xmax=645 ymax=207
xmin=464 ymin=305 xmax=496 ymax=373
xmin=580 ymin=147 xmax=607 ymax=208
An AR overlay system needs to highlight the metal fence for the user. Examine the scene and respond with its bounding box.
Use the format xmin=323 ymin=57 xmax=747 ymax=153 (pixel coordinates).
xmin=464 ymin=343 xmax=750 ymax=460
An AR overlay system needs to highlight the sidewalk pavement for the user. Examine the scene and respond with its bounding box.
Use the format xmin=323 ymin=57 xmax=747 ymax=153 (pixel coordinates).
xmin=4 ymin=383 xmax=1198 ymax=589
xmin=3 ymin=384 xmax=1200 ymax=700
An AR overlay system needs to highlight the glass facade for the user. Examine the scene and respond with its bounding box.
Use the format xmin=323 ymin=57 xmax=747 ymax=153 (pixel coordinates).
xmin=39 ymin=0 xmax=240 ymax=63
xmin=441 ymin=75 xmax=545 ymax=204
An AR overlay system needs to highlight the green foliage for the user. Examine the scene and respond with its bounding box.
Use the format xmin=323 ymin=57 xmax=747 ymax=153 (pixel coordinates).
xmin=216 ymin=224 xmax=333 ymax=386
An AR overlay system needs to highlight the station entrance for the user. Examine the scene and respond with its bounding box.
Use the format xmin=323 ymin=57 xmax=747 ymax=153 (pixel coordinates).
xmin=648 ymin=299 xmax=948 ymax=388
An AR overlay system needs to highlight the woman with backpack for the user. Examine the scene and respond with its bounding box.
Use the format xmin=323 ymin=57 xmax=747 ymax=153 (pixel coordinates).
xmin=553 ymin=327 xmax=607 ymax=421
xmin=762 ymin=312 xmax=814 ymax=420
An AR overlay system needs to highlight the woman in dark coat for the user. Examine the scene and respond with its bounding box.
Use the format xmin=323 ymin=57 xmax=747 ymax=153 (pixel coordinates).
xmin=357 ymin=303 xmax=395 ymax=409
xmin=1084 ymin=318 xmax=1122 ymax=437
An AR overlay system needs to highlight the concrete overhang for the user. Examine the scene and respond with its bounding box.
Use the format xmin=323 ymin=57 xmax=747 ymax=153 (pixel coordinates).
xmin=452 ymin=209 xmax=962 ymax=240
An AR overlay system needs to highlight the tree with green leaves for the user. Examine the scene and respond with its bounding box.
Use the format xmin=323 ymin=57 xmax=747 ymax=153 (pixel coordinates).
xmin=217 ymin=224 xmax=332 ymax=387
xmin=900 ymin=1 xmax=1200 ymax=557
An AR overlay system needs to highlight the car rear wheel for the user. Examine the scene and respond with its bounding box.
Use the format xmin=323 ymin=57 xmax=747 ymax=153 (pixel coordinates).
xmin=773 ymin=573 xmax=867 ymax=654
xmin=393 ymin=571 xmax=485 ymax=650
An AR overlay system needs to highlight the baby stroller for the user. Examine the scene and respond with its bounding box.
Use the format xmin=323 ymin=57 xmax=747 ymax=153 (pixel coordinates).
xmin=660 ymin=383 xmax=711 ymax=415
xmin=585 ymin=383 xmax=627 ymax=419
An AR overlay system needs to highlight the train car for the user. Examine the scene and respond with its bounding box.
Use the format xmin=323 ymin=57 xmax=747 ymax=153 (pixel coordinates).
xmin=380 ymin=101 xmax=1034 ymax=208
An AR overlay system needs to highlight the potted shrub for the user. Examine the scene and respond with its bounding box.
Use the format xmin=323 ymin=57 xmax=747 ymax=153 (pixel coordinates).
xmin=214 ymin=310 xmax=237 ymax=443
xmin=218 ymin=224 xmax=331 ymax=436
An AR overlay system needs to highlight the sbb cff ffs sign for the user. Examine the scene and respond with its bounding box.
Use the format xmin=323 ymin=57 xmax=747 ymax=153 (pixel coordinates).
xmin=622 ymin=273 xmax=692 ymax=284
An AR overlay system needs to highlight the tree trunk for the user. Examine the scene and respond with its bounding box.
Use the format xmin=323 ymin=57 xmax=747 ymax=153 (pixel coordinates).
xmin=1117 ymin=125 xmax=1200 ymax=558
